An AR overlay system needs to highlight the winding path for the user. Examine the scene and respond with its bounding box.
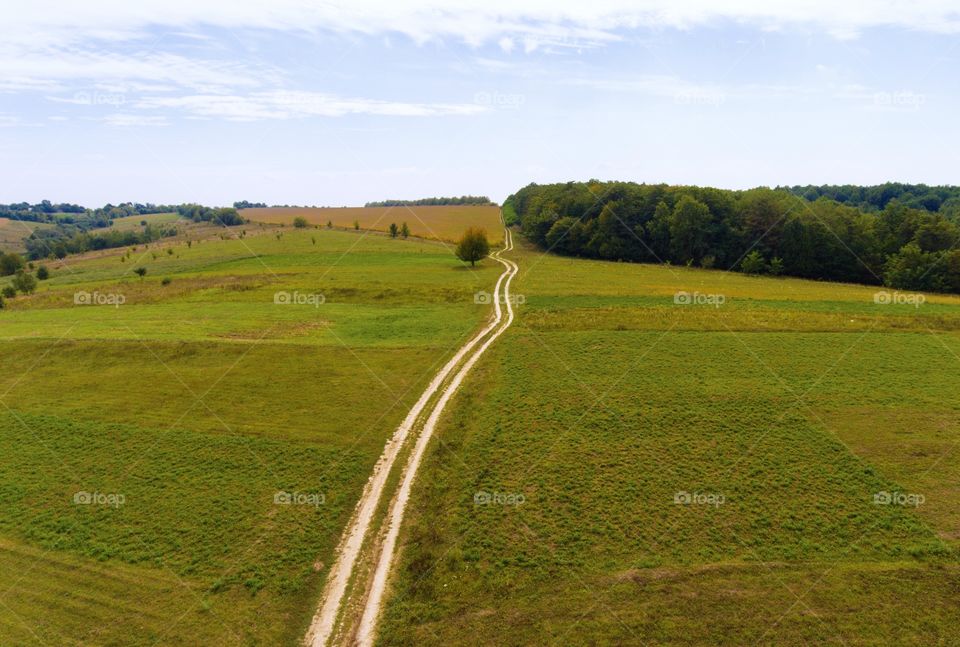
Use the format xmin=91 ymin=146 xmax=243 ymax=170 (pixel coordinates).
xmin=305 ymin=224 xmax=518 ymax=647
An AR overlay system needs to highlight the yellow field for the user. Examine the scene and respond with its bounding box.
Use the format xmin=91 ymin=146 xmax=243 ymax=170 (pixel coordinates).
xmin=0 ymin=218 xmax=53 ymax=253
xmin=241 ymin=205 xmax=503 ymax=245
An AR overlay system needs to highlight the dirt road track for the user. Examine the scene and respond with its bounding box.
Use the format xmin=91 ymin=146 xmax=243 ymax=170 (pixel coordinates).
xmin=305 ymin=224 xmax=517 ymax=647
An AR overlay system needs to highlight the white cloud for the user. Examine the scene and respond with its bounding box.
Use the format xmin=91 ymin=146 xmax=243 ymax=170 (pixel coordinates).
xmin=0 ymin=49 xmax=262 ymax=93
xmin=100 ymin=113 xmax=169 ymax=127
xmin=5 ymin=1 xmax=960 ymax=53
xmin=134 ymin=91 xmax=486 ymax=120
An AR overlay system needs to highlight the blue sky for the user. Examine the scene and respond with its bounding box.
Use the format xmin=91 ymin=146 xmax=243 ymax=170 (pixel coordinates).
xmin=1 ymin=1 xmax=959 ymax=206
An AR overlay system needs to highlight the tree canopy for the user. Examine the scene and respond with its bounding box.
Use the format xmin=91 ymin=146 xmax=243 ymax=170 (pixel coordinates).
xmin=507 ymin=181 xmax=960 ymax=294
xmin=455 ymin=227 xmax=490 ymax=267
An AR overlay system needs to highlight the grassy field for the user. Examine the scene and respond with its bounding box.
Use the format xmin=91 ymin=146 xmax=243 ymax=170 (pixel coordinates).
xmin=0 ymin=218 xmax=54 ymax=253
xmin=378 ymin=237 xmax=960 ymax=645
xmin=94 ymin=212 xmax=184 ymax=232
xmin=241 ymin=206 xmax=504 ymax=245
xmin=0 ymin=223 xmax=504 ymax=645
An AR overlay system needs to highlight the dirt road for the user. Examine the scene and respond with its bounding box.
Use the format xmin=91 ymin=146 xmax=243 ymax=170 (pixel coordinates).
xmin=305 ymin=224 xmax=518 ymax=647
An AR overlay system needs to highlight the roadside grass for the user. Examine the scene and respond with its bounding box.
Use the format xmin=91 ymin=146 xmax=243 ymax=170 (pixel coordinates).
xmin=241 ymin=205 xmax=504 ymax=245
xmin=378 ymin=238 xmax=960 ymax=645
xmin=0 ymin=225 xmax=503 ymax=644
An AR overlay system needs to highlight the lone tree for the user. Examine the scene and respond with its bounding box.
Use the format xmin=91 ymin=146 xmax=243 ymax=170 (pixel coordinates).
xmin=11 ymin=270 xmax=37 ymax=295
xmin=455 ymin=227 xmax=490 ymax=267
xmin=134 ymin=267 xmax=148 ymax=280
xmin=389 ymin=223 xmax=399 ymax=238
xmin=400 ymin=222 xmax=410 ymax=238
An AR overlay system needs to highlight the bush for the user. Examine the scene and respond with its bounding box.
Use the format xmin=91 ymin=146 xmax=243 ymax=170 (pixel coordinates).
xmin=2 ymin=286 xmax=15 ymax=299
xmin=0 ymin=252 xmax=24 ymax=277
xmin=769 ymin=257 xmax=785 ymax=276
xmin=293 ymin=216 xmax=308 ymax=228
xmin=740 ymin=251 xmax=768 ymax=275
xmin=36 ymin=265 xmax=50 ymax=280
xmin=161 ymin=277 xmax=172 ymax=286
xmin=11 ymin=270 xmax=37 ymax=294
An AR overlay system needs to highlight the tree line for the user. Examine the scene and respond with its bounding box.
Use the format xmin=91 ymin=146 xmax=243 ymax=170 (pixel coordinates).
xmin=24 ymin=224 xmax=177 ymax=260
xmin=364 ymin=196 xmax=493 ymax=207
xmin=507 ymin=181 xmax=960 ymax=293
xmin=782 ymin=183 xmax=960 ymax=214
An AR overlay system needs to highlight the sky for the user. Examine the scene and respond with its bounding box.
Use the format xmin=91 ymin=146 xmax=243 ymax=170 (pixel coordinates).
xmin=1 ymin=0 xmax=959 ymax=207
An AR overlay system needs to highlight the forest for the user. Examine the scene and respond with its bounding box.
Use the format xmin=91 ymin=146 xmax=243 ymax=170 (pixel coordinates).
xmin=507 ymin=181 xmax=960 ymax=293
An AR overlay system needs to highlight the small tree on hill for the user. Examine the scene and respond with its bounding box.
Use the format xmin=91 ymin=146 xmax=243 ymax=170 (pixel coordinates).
xmin=36 ymin=266 xmax=50 ymax=280
xmin=401 ymin=222 xmax=410 ymax=239
xmin=354 ymin=220 xmax=360 ymax=230
xmin=0 ymin=253 xmax=24 ymax=277
xmin=11 ymin=270 xmax=37 ymax=294
xmin=389 ymin=223 xmax=399 ymax=238
xmin=740 ymin=251 xmax=767 ymax=275
xmin=769 ymin=257 xmax=785 ymax=276
xmin=455 ymin=227 xmax=490 ymax=267
xmin=134 ymin=267 xmax=147 ymax=280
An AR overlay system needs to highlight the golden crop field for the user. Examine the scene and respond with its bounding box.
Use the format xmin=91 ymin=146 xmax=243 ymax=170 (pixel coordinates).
xmin=241 ymin=205 xmax=504 ymax=245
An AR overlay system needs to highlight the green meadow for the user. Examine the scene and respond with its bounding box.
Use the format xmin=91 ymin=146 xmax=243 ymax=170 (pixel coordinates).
xmin=378 ymin=239 xmax=960 ymax=645
xmin=0 ymin=226 xmax=501 ymax=645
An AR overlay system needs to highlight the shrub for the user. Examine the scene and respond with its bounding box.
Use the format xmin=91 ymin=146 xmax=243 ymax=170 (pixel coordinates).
xmin=36 ymin=266 xmax=50 ymax=280
xmin=0 ymin=253 xmax=25 ymax=277
xmin=11 ymin=270 xmax=37 ymax=294
xmin=1 ymin=286 xmax=14 ymax=299
xmin=293 ymin=216 xmax=308 ymax=228
xmin=740 ymin=251 xmax=768 ymax=275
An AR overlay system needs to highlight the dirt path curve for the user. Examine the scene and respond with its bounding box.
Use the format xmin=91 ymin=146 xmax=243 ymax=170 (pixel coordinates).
xmin=354 ymin=227 xmax=517 ymax=646
xmin=305 ymin=222 xmax=517 ymax=647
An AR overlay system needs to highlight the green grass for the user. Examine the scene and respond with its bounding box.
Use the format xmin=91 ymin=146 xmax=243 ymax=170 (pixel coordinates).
xmin=0 ymin=225 xmax=503 ymax=645
xmin=378 ymin=238 xmax=960 ymax=645
xmin=94 ymin=212 xmax=184 ymax=232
